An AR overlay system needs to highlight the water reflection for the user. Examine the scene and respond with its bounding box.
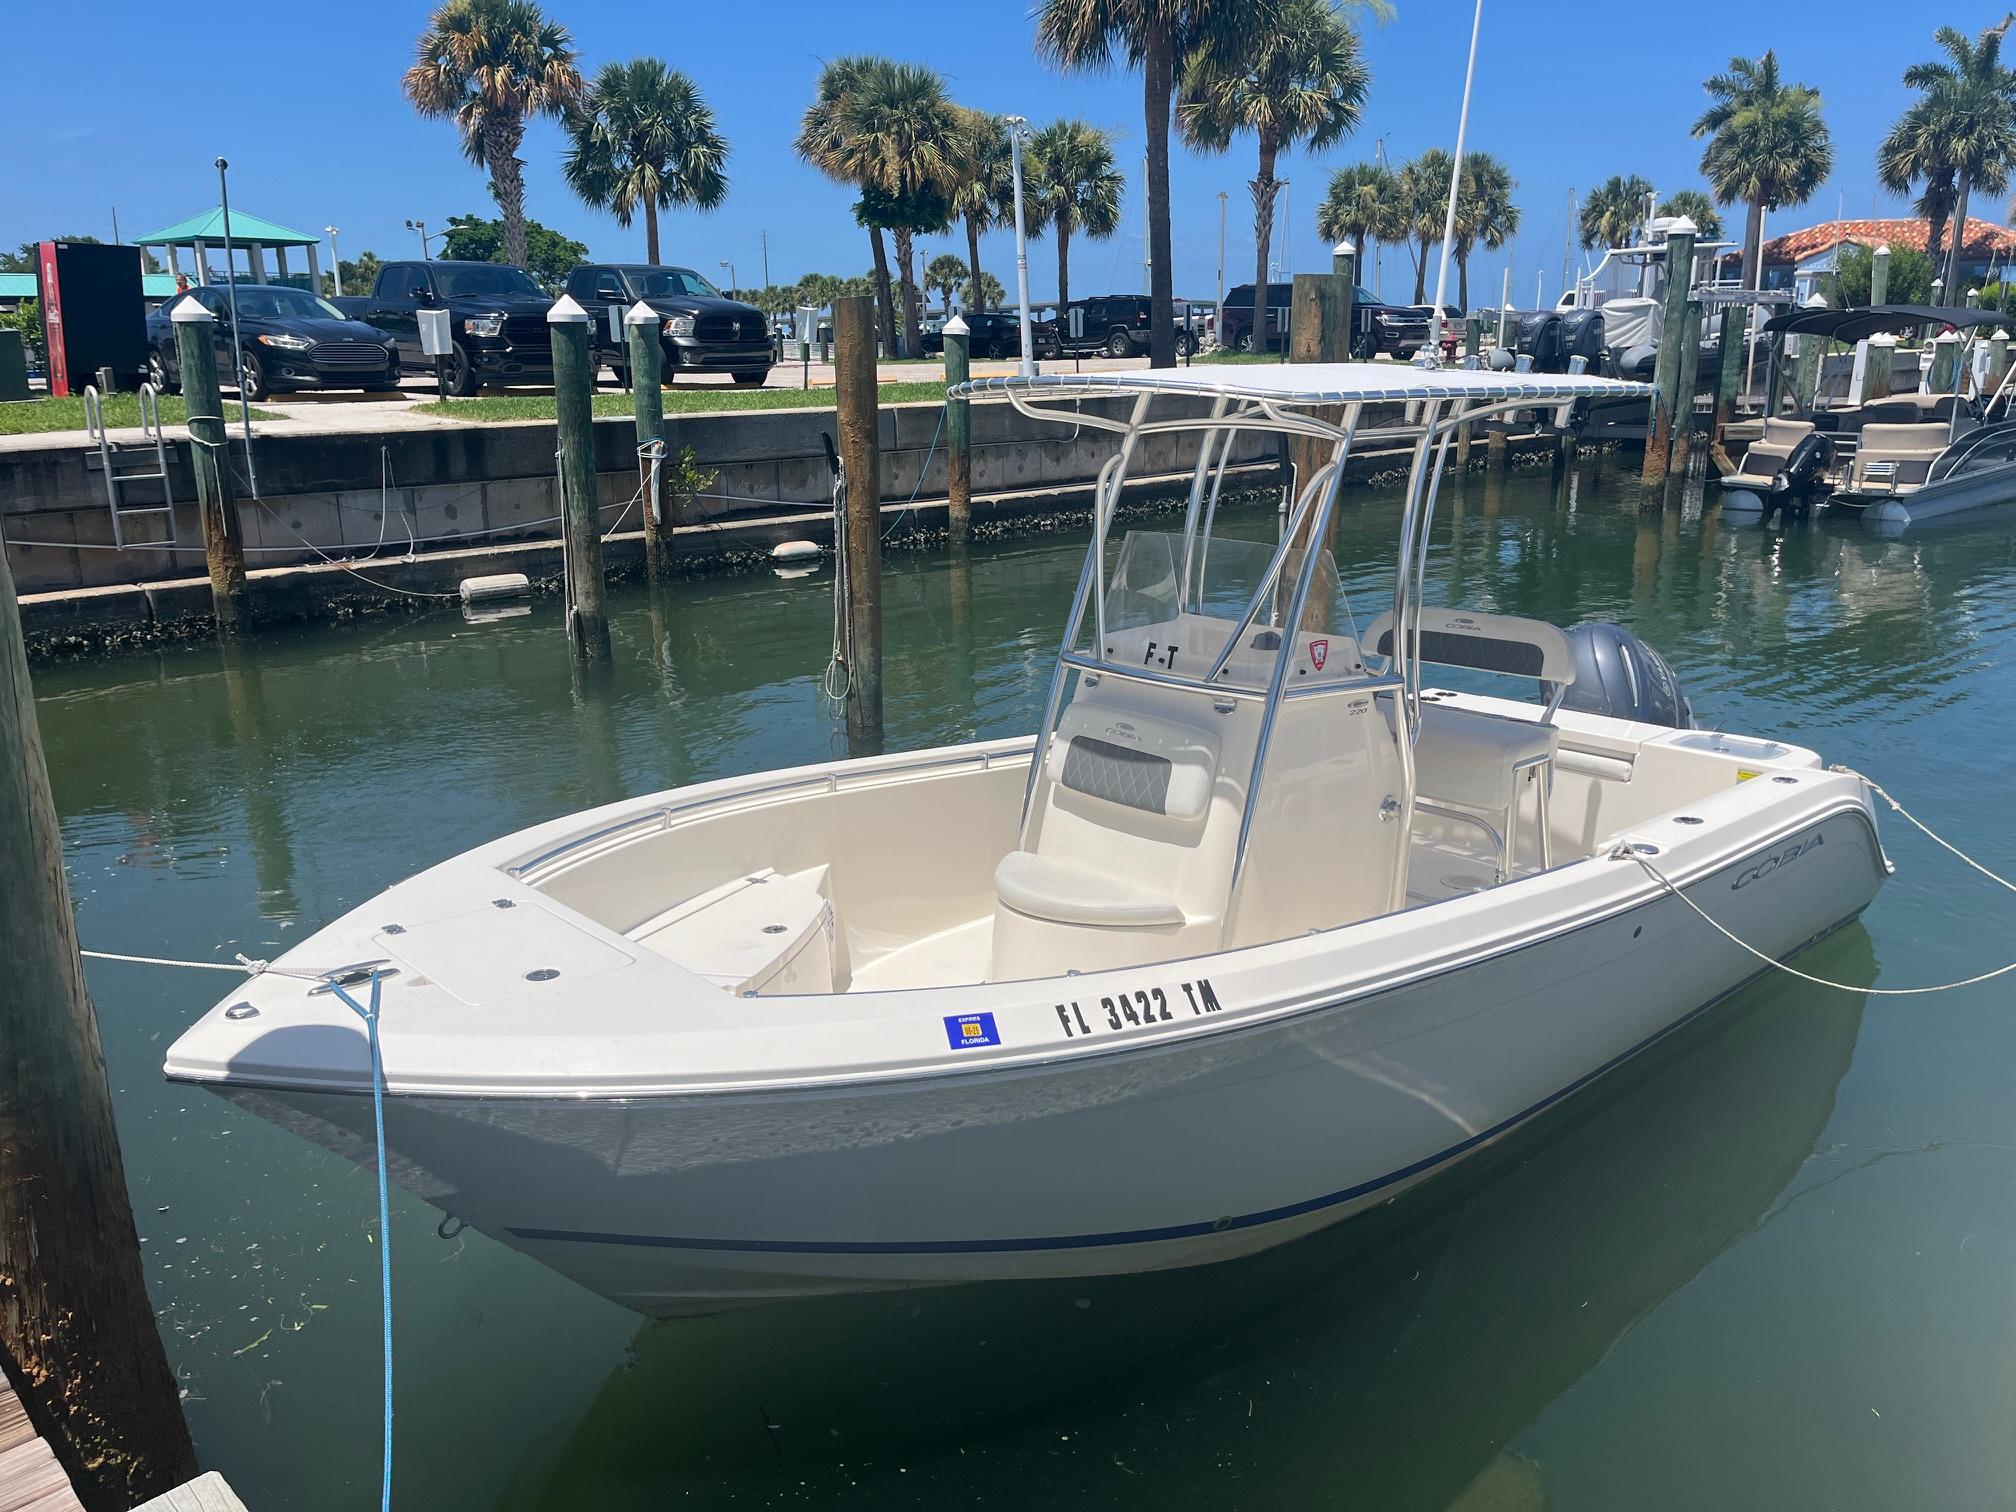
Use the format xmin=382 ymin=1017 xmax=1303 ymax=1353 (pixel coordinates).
xmin=498 ymin=933 xmax=1870 ymax=1510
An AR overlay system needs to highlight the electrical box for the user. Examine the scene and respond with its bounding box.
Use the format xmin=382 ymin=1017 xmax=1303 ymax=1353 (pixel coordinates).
xmin=36 ymin=240 xmax=145 ymax=396
xmin=417 ymin=307 xmax=453 ymax=357
xmin=607 ymin=303 xmax=624 ymax=343
xmin=796 ymin=304 xmax=819 ymax=360
xmin=1068 ymin=306 xmax=1085 ymax=341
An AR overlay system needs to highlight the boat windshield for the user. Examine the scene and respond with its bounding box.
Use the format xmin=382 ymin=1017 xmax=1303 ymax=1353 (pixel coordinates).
xmin=1100 ymin=530 xmax=1348 ymax=675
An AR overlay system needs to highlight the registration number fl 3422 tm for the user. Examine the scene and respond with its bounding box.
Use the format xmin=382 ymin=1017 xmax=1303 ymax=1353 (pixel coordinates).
xmin=1053 ymin=978 xmax=1222 ymax=1039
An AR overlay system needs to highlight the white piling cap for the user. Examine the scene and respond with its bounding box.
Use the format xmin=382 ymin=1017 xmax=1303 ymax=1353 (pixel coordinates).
xmin=1332 ymin=238 xmax=1355 ymax=256
xmin=1666 ymin=215 xmax=1699 ymax=236
xmin=546 ymin=293 xmax=591 ymax=324
xmin=1997 ymin=329 xmax=2011 ymax=341
xmin=624 ymin=299 xmax=658 ymax=327
xmin=1874 ymin=242 xmax=1892 ymax=257
xmin=944 ymin=314 xmax=969 ymax=335
xmin=170 ymin=299 xmax=215 ymax=323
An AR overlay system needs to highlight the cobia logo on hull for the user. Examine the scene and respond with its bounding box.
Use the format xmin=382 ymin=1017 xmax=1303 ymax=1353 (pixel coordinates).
xmin=1731 ymin=832 xmax=1825 ymax=889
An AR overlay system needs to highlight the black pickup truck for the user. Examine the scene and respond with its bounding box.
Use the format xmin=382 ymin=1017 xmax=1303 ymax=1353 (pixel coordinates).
xmin=1221 ymin=282 xmax=1445 ymax=358
xmin=563 ymin=264 xmax=773 ymax=385
xmin=345 ymin=260 xmax=556 ymax=395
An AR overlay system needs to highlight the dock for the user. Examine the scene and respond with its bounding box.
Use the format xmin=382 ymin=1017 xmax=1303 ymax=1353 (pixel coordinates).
xmin=0 ymin=1375 xmax=245 ymax=1512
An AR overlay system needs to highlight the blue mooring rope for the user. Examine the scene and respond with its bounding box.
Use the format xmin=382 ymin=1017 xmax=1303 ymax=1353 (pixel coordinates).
xmin=328 ymin=971 xmax=394 ymax=1512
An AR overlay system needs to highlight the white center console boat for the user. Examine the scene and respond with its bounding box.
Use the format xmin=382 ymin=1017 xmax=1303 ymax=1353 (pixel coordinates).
xmin=166 ymin=365 xmax=1889 ymax=1316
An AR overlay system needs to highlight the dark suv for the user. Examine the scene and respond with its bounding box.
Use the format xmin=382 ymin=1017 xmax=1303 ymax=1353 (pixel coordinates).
xmin=1054 ymin=294 xmax=1196 ymax=358
xmin=356 ymin=260 xmax=555 ymax=395
xmin=564 ymin=264 xmax=772 ymax=386
xmin=1220 ymin=283 xmax=1440 ymax=358
xmin=920 ymin=311 xmax=1052 ymax=360
xmin=145 ymin=284 xmax=401 ymax=400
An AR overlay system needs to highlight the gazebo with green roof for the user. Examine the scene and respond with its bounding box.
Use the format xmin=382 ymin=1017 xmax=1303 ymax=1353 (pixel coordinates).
xmin=133 ymin=207 xmax=326 ymax=291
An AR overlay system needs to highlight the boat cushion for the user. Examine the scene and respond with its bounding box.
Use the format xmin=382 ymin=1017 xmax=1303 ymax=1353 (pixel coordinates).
xmin=1730 ymin=418 xmax=1814 ymax=481
xmin=993 ymin=850 xmax=1185 ymax=928
xmin=1852 ymin=423 xmax=1949 ymax=488
xmin=1045 ymin=703 xmax=1219 ymax=822
xmin=1414 ymin=703 xmax=1559 ymax=811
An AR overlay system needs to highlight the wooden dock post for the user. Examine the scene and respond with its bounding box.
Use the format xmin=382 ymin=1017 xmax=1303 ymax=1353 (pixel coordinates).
xmin=1928 ymin=330 xmax=1960 ymax=397
xmin=1330 ymin=240 xmax=1357 ymax=356
xmin=169 ymin=302 xmax=246 ymax=638
xmin=1285 ymin=274 xmax=1349 ymax=626
xmin=1988 ymin=327 xmax=2010 ymax=398
xmin=1672 ymin=299 xmax=1704 ymax=473
xmin=1640 ymin=219 xmax=1698 ymax=489
xmin=1862 ymin=333 xmax=1898 ymax=403
xmin=626 ymin=301 xmax=669 ymax=583
xmin=1458 ymin=315 xmax=1483 ymax=468
xmin=1792 ymin=326 xmax=1826 ymax=415
xmin=1711 ymin=304 xmax=1746 ymax=464
xmin=0 ymin=548 xmax=198 ymax=1511
xmin=1870 ymin=242 xmax=1891 ymax=308
xmin=942 ymin=315 xmax=972 ymax=545
xmin=549 ymin=295 xmax=611 ymax=664
xmin=834 ymin=295 xmax=882 ymax=741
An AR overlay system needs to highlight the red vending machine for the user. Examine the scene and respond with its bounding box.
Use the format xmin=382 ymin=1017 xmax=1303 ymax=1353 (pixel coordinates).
xmin=37 ymin=240 xmax=146 ymax=397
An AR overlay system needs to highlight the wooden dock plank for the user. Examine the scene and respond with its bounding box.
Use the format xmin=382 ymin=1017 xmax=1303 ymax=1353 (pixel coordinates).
xmin=134 ymin=1472 xmax=249 ymax=1512
xmin=0 ymin=1387 xmax=35 ymax=1455
xmin=0 ymin=1439 xmax=75 ymax=1512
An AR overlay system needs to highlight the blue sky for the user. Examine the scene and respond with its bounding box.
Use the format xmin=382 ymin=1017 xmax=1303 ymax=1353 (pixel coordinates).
xmin=9 ymin=0 xmax=2007 ymax=306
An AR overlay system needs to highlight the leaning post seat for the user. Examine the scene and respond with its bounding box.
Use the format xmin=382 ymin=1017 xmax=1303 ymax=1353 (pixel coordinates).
xmin=1365 ymin=608 xmax=1577 ymax=878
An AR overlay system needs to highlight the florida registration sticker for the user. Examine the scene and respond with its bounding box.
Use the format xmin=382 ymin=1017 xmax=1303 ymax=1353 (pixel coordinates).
xmin=943 ymin=1012 xmax=1001 ymax=1050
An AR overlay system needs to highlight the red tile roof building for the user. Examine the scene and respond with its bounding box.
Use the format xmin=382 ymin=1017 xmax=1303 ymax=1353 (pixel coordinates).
xmin=1758 ymin=218 xmax=2016 ymax=266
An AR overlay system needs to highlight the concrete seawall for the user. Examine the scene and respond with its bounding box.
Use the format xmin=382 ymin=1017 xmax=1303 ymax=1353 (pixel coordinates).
xmin=3 ymin=395 xmax=1277 ymax=594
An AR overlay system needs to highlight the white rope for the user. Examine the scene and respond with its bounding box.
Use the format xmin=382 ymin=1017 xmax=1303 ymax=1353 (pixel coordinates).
xmin=1618 ymin=836 xmax=2016 ymax=997
xmin=78 ymin=948 xmax=331 ymax=982
xmin=1842 ymin=765 xmax=2016 ymax=897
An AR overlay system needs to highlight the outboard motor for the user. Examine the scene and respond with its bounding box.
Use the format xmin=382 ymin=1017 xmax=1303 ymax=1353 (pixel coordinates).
xmin=1517 ymin=311 xmax=1567 ymax=373
xmin=1560 ymin=308 xmax=1607 ymax=372
xmin=1560 ymin=623 xmax=1696 ymax=729
xmin=1748 ymin=430 xmax=1835 ymax=525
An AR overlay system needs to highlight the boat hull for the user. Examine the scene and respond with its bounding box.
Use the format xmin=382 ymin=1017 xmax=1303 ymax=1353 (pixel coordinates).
xmin=216 ymin=805 xmax=1884 ymax=1317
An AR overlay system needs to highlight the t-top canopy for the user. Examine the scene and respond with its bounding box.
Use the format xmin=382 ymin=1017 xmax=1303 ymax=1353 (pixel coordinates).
xmin=1759 ymin=304 xmax=2008 ymax=343
xmin=949 ymin=361 xmax=1653 ymax=407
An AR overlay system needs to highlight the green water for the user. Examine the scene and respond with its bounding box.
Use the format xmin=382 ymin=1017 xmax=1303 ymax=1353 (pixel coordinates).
xmin=37 ymin=460 xmax=2016 ymax=1511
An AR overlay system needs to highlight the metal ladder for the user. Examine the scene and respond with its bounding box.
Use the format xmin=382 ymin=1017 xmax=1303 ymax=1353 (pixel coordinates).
xmin=84 ymin=383 xmax=178 ymax=549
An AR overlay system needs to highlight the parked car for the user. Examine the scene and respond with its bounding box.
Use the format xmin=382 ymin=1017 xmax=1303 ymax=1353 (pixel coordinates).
xmin=355 ymin=260 xmax=555 ymax=396
xmin=145 ymin=284 xmax=401 ymax=401
xmin=1052 ymin=293 xmax=1198 ymax=358
xmin=920 ymin=311 xmax=1052 ymax=360
xmin=563 ymin=264 xmax=773 ymax=386
xmin=1220 ymin=282 xmax=1442 ymax=358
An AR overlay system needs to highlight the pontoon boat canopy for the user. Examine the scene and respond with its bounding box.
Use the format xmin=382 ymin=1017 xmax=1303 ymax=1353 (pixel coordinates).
xmin=1759 ymin=305 xmax=2008 ymax=343
xmin=949 ymin=362 xmax=1653 ymax=408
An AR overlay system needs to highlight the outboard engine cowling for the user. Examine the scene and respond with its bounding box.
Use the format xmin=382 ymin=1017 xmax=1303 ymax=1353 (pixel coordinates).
xmin=1560 ymin=308 xmax=1606 ymax=371
xmin=1561 ymin=623 xmax=1696 ymax=729
xmin=1517 ymin=311 xmax=1566 ymax=372
xmin=1777 ymin=430 xmax=1834 ymax=496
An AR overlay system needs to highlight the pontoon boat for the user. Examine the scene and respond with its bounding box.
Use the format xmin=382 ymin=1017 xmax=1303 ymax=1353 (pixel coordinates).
xmin=166 ymin=366 xmax=1890 ymax=1317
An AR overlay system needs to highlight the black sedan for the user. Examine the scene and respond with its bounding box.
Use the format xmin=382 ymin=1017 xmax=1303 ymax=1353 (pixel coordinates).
xmin=146 ymin=285 xmax=403 ymax=401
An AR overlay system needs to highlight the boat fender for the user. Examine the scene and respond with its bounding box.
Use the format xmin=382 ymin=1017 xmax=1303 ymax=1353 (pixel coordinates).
xmin=1560 ymin=623 xmax=1696 ymax=729
xmin=459 ymin=572 xmax=531 ymax=603
xmin=1720 ymin=488 xmax=1766 ymax=514
xmin=770 ymin=540 xmax=822 ymax=562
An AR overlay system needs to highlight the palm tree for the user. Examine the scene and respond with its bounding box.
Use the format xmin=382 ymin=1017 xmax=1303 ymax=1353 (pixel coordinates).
xmin=796 ymin=57 xmax=900 ymax=354
xmin=1879 ymin=101 xmax=1961 ymax=277
xmin=1178 ymin=0 xmax=1369 ymax=333
xmin=1691 ymin=51 xmax=1833 ymax=291
xmin=1450 ymin=152 xmax=1519 ymax=313
xmin=1316 ymin=161 xmax=1400 ymax=290
xmin=926 ymin=253 xmax=969 ymax=313
xmin=1396 ymin=150 xmax=1453 ymax=303
xmin=403 ymin=0 xmax=583 ymax=269
xmin=1035 ymin=0 xmax=1274 ymax=366
xmin=805 ymin=59 xmax=961 ymax=357
xmin=1659 ymin=189 xmax=1723 ymax=242
xmin=1026 ymin=119 xmax=1124 ymax=311
xmin=1891 ymin=20 xmax=2016 ymax=304
xmin=948 ymin=111 xmax=1018 ymax=315
xmin=1579 ymin=174 xmax=1653 ymax=251
xmin=974 ymin=271 xmax=1007 ymax=310
xmin=562 ymin=59 xmax=726 ymax=266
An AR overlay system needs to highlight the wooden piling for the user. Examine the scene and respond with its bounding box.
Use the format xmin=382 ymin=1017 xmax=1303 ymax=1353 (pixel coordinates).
xmin=943 ymin=316 xmax=972 ymax=545
xmin=1285 ymin=275 xmax=1349 ymax=627
xmin=834 ymin=295 xmax=882 ymax=740
xmin=549 ymin=296 xmax=610 ymax=664
xmin=1792 ymin=328 xmax=1825 ymax=416
xmin=0 ymin=547 xmax=198 ymax=1511
xmin=1331 ymin=243 xmax=1358 ymax=358
xmin=1640 ymin=223 xmax=1697 ymax=488
xmin=1928 ymin=331 xmax=1960 ymax=397
xmin=626 ymin=302 xmax=669 ymax=583
xmin=1711 ymin=304 xmax=1746 ymax=469
xmin=1672 ymin=299 xmax=1704 ymax=472
xmin=169 ymin=303 xmax=245 ymax=637
xmin=1458 ymin=315 xmax=1483 ymax=468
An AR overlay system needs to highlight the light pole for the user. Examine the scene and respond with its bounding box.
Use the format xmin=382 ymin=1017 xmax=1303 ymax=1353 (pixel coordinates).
xmin=325 ymin=226 xmax=342 ymax=296
xmin=1216 ymin=190 xmax=1227 ymax=325
xmin=1425 ymin=0 xmax=1484 ymax=365
xmin=1006 ymin=115 xmax=1036 ymax=377
xmin=720 ymin=260 xmax=737 ymax=297
xmin=404 ymin=218 xmax=438 ymax=259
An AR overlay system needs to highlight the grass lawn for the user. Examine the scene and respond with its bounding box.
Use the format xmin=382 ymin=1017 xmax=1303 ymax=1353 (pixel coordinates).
xmin=1193 ymin=350 xmax=1288 ymax=365
xmin=0 ymin=393 xmax=277 ymax=435
xmin=411 ymin=380 xmax=951 ymax=422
